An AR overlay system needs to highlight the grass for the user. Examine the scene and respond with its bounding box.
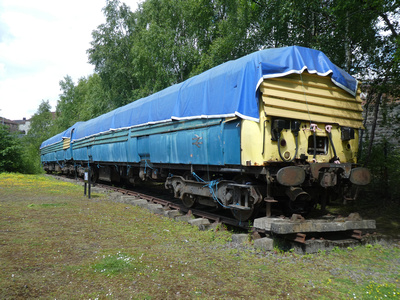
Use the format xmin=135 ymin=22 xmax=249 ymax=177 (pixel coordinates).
xmin=0 ymin=173 xmax=399 ymax=299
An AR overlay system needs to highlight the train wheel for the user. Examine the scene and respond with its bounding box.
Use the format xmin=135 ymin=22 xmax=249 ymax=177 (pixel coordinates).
xmin=90 ymin=167 xmax=99 ymax=183
xmin=284 ymin=197 xmax=315 ymax=216
xmin=230 ymin=175 xmax=257 ymax=221
xmin=182 ymin=194 xmax=196 ymax=208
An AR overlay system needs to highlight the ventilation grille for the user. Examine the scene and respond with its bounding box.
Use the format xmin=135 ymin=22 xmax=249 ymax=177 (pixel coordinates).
xmin=260 ymin=72 xmax=363 ymax=128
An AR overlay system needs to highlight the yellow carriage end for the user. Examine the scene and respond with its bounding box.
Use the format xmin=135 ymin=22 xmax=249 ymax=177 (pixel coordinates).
xmin=62 ymin=138 xmax=71 ymax=150
xmin=241 ymin=72 xmax=363 ymax=166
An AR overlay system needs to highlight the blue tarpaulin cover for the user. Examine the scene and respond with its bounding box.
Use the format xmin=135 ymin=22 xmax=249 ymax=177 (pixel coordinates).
xmin=41 ymin=46 xmax=358 ymax=148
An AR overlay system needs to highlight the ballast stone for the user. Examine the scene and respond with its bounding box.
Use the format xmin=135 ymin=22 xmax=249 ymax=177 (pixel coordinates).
xmin=120 ymin=196 xmax=166 ymax=214
xmin=147 ymin=203 xmax=164 ymax=214
xmin=254 ymin=237 xmax=274 ymax=251
xmin=91 ymin=186 xmax=106 ymax=194
xmin=109 ymin=192 xmax=124 ymax=201
xmin=188 ymin=218 xmax=211 ymax=227
xmin=175 ymin=214 xmax=195 ymax=222
xmin=164 ymin=210 xmax=182 ymax=218
xmin=131 ymin=199 xmax=149 ymax=208
xmin=231 ymin=234 xmax=249 ymax=244
xmin=120 ymin=196 xmax=141 ymax=204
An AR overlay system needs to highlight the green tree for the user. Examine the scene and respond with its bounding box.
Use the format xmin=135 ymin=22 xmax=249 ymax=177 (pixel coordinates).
xmin=194 ymin=0 xmax=260 ymax=72
xmin=53 ymin=76 xmax=83 ymax=132
xmin=88 ymin=0 xmax=220 ymax=100
xmin=0 ymin=125 xmax=24 ymax=173
xmin=78 ymin=73 xmax=111 ymax=120
xmin=88 ymin=0 xmax=137 ymax=108
xmin=358 ymin=0 xmax=400 ymax=165
xmin=28 ymin=100 xmax=54 ymax=142
xmin=129 ymin=0 xmax=202 ymax=94
xmin=23 ymin=100 xmax=55 ymax=174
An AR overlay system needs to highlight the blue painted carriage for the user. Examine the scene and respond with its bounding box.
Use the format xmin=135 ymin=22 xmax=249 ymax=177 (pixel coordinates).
xmin=40 ymin=46 xmax=370 ymax=219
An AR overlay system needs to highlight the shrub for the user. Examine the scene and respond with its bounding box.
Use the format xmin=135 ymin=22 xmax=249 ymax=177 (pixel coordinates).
xmin=0 ymin=125 xmax=24 ymax=173
xmin=361 ymin=140 xmax=400 ymax=205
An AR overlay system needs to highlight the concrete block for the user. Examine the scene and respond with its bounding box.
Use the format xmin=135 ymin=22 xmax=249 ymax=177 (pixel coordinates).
xmin=253 ymin=217 xmax=283 ymax=231
xmin=269 ymin=220 xmax=377 ymax=234
xmin=254 ymin=217 xmax=376 ymax=234
xmin=188 ymin=218 xmax=211 ymax=227
xmin=254 ymin=237 xmax=274 ymax=251
xmin=147 ymin=203 xmax=164 ymax=214
xmin=109 ymin=192 xmax=124 ymax=201
xmin=193 ymin=222 xmax=222 ymax=231
xmin=131 ymin=199 xmax=149 ymax=208
xmin=164 ymin=210 xmax=182 ymax=218
xmin=90 ymin=187 xmax=105 ymax=194
xmin=203 ymin=222 xmax=224 ymax=231
xmin=120 ymin=195 xmax=141 ymax=204
xmin=174 ymin=214 xmax=195 ymax=222
xmin=231 ymin=234 xmax=249 ymax=244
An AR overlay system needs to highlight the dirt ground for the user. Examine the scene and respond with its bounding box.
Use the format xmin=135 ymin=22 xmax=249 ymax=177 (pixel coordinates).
xmin=1 ymin=173 xmax=399 ymax=299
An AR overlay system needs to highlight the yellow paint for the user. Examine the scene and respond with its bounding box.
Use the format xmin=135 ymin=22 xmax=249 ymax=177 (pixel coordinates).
xmin=261 ymin=73 xmax=363 ymax=128
xmin=241 ymin=72 xmax=362 ymax=165
xmin=62 ymin=138 xmax=70 ymax=150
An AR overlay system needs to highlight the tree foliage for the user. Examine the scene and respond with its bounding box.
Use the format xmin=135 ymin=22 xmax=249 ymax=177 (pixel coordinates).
xmin=53 ymin=75 xmax=80 ymax=131
xmin=52 ymin=74 xmax=109 ymax=134
xmin=85 ymin=0 xmax=398 ymax=98
xmin=0 ymin=100 xmax=56 ymax=174
xmin=0 ymin=125 xmax=24 ymax=173
xmin=22 ymin=100 xmax=56 ymax=174
xmin=28 ymin=100 xmax=55 ymax=143
xmin=87 ymin=0 xmax=137 ymax=107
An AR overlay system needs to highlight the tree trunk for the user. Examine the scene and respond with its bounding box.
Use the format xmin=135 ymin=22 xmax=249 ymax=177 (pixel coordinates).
xmin=359 ymin=86 xmax=375 ymax=161
xmin=344 ymin=11 xmax=352 ymax=72
xmin=364 ymin=90 xmax=383 ymax=167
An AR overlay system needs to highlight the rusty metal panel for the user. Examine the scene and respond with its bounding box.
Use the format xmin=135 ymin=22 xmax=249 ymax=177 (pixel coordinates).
xmin=260 ymin=73 xmax=364 ymax=128
xmin=310 ymin=163 xmax=352 ymax=179
xmin=276 ymin=166 xmax=305 ymax=186
xmin=350 ymin=167 xmax=371 ymax=185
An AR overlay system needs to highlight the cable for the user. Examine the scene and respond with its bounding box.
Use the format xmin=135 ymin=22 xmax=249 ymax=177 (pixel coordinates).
xmin=325 ymin=125 xmax=340 ymax=164
xmin=313 ymin=130 xmax=317 ymax=162
xmin=192 ymin=172 xmax=230 ymax=208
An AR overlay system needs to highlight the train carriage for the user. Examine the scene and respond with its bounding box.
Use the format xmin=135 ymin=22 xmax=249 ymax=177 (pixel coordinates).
xmin=40 ymin=46 xmax=370 ymax=220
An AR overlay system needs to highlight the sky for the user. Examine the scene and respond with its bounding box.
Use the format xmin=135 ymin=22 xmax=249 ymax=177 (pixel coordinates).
xmin=0 ymin=0 xmax=140 ymax=121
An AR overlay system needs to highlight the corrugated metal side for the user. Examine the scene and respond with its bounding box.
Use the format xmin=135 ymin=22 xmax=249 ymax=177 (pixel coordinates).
xmin=66 ymin=118 xmax=241 ymax=166
xmin=62 ymin=138 xmax=70 ymax=150
xmin=40 ymin=141 xmax=63 ymax=155
xmin=260 ymin=73 xmax=363 ymax=128
xmin=73 ymin=130 xmax=129 ymax=149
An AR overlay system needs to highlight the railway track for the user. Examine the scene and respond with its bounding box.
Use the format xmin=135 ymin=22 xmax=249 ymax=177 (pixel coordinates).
xmin=49 ymin=174 xmax=380 ymax=254
xmin=50 ymin=174 xmax=255 ymax=231
xmin=107 ymin=185 xmax=255 ymax=230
